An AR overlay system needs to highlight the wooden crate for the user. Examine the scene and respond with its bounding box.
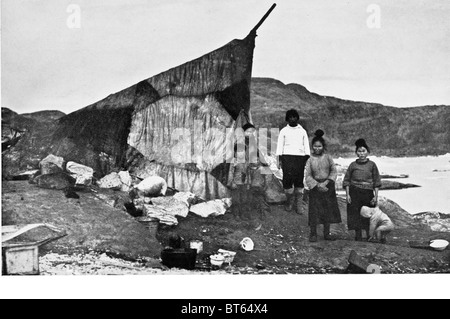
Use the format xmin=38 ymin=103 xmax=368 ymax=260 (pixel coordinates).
xmin=2 ymin=243 xmax=40 ymax=275
xmin=2 ymin=224 xmax=66 ymax=276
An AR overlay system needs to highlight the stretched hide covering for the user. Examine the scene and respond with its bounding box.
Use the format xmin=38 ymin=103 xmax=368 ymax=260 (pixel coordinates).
xmin=51 ymin=33 xmax=256 ymax=199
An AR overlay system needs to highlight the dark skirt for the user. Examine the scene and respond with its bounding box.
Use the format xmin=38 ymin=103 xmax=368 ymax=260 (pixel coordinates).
xmin=282 ymin=155 xmax=309 ymax=189
xmin=347 ymin=186 xmax=374 ymax=231
xmin=250 ymin=187 xmax=271 ymax=215
xmin=231 ymin=185 xmax=250 ymax=209
xmin=308 ymin=181 xmax=342 ymax=226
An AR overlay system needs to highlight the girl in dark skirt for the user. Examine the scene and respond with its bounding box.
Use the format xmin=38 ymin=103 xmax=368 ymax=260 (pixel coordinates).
xmin=343 ymin=138 xmax=382 ymax=241
xmin=305 ymin=130 xmax=342 ymax=242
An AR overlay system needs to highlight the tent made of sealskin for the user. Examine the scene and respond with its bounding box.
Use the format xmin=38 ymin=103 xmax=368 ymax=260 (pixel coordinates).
xmin=51 ymin=5 xmax=277 ymax=200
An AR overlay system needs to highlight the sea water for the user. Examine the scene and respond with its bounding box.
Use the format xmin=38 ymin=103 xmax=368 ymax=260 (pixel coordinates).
xmin=334 ymin=154 xmax=450 ymax=215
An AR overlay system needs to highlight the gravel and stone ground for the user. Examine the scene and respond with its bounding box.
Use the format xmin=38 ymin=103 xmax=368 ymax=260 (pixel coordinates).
xmin=2 ymin=181 xmax=449 ymax=275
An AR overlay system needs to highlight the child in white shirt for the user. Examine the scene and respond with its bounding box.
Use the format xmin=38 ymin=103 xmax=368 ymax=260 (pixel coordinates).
xmin=276 ymin=109 xmax=310 ymax=215
xmin=360 ymin=206 xmax=395 ymax=244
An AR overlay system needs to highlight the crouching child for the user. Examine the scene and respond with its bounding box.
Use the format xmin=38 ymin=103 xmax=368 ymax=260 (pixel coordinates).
xmin=360 ymin=206 xmax=395 ymax=244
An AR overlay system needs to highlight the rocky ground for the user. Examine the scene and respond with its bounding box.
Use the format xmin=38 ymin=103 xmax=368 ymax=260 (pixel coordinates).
xmin=2 ymin=181 xmax=449 ymax=275
xmin=1 ymin=181 xmax=162 ymax=260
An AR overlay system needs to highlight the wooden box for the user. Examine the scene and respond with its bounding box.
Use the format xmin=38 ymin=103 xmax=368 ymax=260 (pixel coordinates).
xmin=2 ymin=244 xmax=40 ymax=275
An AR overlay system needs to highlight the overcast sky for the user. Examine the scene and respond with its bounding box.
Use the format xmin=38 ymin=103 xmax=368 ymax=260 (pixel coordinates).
xmin=2 ymin=0 xmax=450 ymax=114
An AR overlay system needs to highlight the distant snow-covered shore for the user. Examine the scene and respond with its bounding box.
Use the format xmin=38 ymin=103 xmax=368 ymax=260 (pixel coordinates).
xmin=334 ymin=154 xmax=450 ymax=215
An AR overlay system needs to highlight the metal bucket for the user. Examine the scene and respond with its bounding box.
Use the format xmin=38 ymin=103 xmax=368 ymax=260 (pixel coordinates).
xmin=161 ymin=248 xmax=197 ymax=270
xmin=136 ymin=217 xmax=159 ymax=236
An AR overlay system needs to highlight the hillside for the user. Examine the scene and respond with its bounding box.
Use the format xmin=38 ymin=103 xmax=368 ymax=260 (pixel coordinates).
xmin=2 ymin=78 xmax=450 ymax=178
xmin=21 ymin=110 xmax=66 ymax=123
xmin=1 ymin=108 xmax=66 ymax=177
xmin=250 ymin=78 xmax=450 ymax=156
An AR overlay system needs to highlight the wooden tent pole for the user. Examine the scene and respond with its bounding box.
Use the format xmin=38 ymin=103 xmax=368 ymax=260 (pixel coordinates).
xmin=250 ymin=3 xmax=277 ymax=34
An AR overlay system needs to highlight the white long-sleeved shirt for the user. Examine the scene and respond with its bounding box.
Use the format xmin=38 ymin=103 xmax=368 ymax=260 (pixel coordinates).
xmin=276 ymin=124 xmax=311 ymax=156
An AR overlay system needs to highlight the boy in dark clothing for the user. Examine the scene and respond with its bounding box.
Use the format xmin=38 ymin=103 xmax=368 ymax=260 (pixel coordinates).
xmin=276 ymin=109 xmax=311 ymax=215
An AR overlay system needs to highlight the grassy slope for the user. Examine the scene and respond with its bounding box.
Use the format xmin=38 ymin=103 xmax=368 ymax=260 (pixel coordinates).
xmin=2 ymin=181 xmax=162 ymax=260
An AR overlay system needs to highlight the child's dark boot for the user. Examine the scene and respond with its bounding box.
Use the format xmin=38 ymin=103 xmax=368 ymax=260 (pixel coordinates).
xmin=284 ymin=193 xmax=294 ymax=212
xmin=294 ymin=191 xmax=303 ymax=215
xmin=324 ymin=224 xmax=336 ymax=241
xmin=309 ymin=226 xmax=318 ymax=242
xmin=355 ymin=229 xmax=363 ymax=241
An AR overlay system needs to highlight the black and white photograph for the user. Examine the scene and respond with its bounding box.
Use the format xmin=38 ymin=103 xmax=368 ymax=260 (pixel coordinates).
xmin=1 ymin=0 xmax=449 ymax=299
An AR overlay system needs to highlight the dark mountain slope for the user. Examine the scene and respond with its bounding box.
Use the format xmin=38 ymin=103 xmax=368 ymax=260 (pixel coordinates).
xmin=250 ymin=78 xmax=450 ymax=156
xmin=2 ymin=77 xmax=449 ymax=177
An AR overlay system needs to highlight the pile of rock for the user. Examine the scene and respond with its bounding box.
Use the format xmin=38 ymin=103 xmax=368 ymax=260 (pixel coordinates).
xmin=26 ymin=154 xmax=238 ymax=227
xmin=414 ymin=212 xmax=450 ymax=233
xmin=32 ymin=154 xmax=95 ymax=189
xmin=31 ymin=154 xmax=135 ymax=192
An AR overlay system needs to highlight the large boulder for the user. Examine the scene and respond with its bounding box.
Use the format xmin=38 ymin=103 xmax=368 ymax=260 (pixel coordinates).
xmin=118 ymin=171 xmax=133 ymax=192
xmin=66 ymin=161 xmax=94 ymax=186
xmin=376 ymin=196 xmax=416 ymax=229
xmin=39 ymin=154 xmax=65 ymax=175
xmin=414 ymin=212 xmax=450 ymax=233
xmin=189 ymin=198 xmax=232 ymax=218
xmin=97 ymin=172 xmax=122 ymax=190
xmin=135 ymin=176 xmax=167 ymax=197
xmin=30 ymin=172 xmax=76 ymax=190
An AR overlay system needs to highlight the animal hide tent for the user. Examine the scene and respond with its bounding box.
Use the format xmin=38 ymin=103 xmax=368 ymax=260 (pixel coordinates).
xmin=51 ymin=32 xmax=258 ymax=199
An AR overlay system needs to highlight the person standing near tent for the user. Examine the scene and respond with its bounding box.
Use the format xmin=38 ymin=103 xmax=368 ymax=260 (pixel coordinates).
xmin=304 ymin=130 xmax=341 ymax=242
xmin=343 ymin=138 xmax=382 ymax=241
xmin=227 ymin=141 xmax=251 ymax=220
xmin=228 ymin=136 xmax=270 ymax=221
xmin=247 ymin=150 xmax=271 ymax=221
xmin=276 ymin=109 xmax=311 ymax=215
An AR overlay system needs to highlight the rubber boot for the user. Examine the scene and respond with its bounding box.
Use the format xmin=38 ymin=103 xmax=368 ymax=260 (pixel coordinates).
xmin=324 ymin=224 xmax=336 ymax=241
xmin=233 ymin=205 xmax=242 ymax=220
xmin=284 ymin=192 xmax=294 ymax=212
xmin=259 ymin=198 xmax=270 ymax=221
xmin=309 ymin=226 xmax=318 ymax=242
xmin=365 ymin=228 xmax=371 ymax=242
xmin=294 ymin=191 xmax=303 ymax=215
xmin=240 ymin=202 xmax=251 ymax=221
xmin=355 ymin=229 xmax=363 ymax=241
